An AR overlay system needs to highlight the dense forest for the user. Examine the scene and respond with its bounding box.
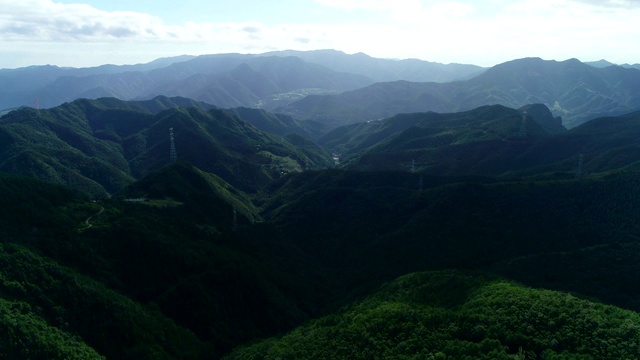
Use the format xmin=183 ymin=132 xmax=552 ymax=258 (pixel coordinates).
xmin=2 ymin=57 xmax=640 ymax=359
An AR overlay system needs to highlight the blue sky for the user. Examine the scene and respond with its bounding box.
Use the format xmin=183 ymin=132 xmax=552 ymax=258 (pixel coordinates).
xmin=2 ymin=0 xmax=640 ymax=69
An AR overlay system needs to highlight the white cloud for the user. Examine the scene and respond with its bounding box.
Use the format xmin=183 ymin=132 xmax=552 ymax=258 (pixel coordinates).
xmin=0 ymin=0 xmax=163 ymax=41
xmin=1 ymin=0 xmax=640 ymax=68
xmin=571 ymin=0 xmax=640 ymax=8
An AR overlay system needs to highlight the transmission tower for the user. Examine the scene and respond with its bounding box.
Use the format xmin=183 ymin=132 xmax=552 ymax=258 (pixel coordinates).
xmin=576 ymin=153 xmax=584 ymax=178
xmin=411 ymin=159 xmax=416 ymax=173
xmin=519 ymin=110 xmax=527 ymax=138
xmin=169 ymin=127 xmax=177 ymax=163
xmin=232 ymin=206 xmax=238 ymax=231
xmin=34 ymin=99 xmax=40 ymax=117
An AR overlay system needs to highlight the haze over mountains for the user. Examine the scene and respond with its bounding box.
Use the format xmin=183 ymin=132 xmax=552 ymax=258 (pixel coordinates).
xmin=3 ymin=49 xmax=640 ymax=359
xmin=4 ymin=50 xmax=640 ymax=130
xmin=282 ymin=57 xmax=640 ymax=129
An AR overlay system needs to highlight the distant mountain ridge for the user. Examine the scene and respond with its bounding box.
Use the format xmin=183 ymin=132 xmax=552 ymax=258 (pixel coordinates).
xmin=281 ymin=57 xmax=640 ymax=128
xmin=4 ymin=53 xmax=640 ymax=133
xmin=585 ymin=59 xmax=640 ymax=70
xmin=0 ymin=50 xmax=483 ymax=114
xmin=0 ymin=54 xmax=373 ymax=111
xmin=261 ymin=49 xmax=485 ymax=82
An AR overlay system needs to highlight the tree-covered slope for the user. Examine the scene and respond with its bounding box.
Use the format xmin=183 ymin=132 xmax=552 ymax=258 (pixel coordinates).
xmin=0 ymin=173 xmax=208 ymax=359
xmin=5 ymin=93 xmax=640 ymax=360
xmin=320 ymin=104 xmax=556 ymax=164
xmin=6 ymin=162 xmax=640 ymax=358
xmin=0 ymin=168 xmax=335 ymax=359
xmin=320 ymin=106 xmax=640 ymax=179
xmin=261 ymin=169 xmax=640 ymax=310
xmin=0 ymin=97 xmax=333 ymax=196
xmin=226 ymin=270 xmax=640 ymax=359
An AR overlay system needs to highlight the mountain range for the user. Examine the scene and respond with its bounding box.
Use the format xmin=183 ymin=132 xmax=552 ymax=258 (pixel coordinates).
xmin=5 ymin=51 xmax=640 ymax=132
xmin=3 ymin=50 xmax=640 ymax=360
xmin=0 ymin=50 xmax=480 ymax=112
xmin=281 ymin=57 xmax=640 ymax=129
xmin=4 ymin=94 xmax=640 ymax=198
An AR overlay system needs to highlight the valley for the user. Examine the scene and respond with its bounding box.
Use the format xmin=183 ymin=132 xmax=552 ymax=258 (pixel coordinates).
xmin=2 ymin=50 xmax=640 ymax=359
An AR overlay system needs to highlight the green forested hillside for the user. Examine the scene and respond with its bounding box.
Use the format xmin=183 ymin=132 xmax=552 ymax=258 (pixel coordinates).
xmin=226 ymin=270 xmax=640 ymax=359
xmin=323 ymin=106 xmax=640 ymax=179
xmin=0 ymin=97 xmax=333 ymax=196
xmin=262 ymin=169 xmax=640 ymax=309
xmin=5 ymin=101 xmax=640 ymax=359
xmin=5 ymin=162 xmax=640 ymax=359
xmin=0 ymin=168 xmax=336 ymax=359
xmin=320 ymin=104 xmax=554 ymax=170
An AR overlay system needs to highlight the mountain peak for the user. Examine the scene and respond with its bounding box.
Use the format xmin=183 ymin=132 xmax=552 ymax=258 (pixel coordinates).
xmin=519 ymin=103 xmax=566 ymax=134
xmin=586 ymin=59 xmax=617 ymax=68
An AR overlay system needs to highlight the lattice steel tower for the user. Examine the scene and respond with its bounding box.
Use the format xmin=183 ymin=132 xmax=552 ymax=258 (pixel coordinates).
xmin=169 ymin=127 xmax=177 ymax=163
xmin=519 ymin=110 xmax=527 ymax=138
xmin=232 ymin=206 xmax=238 ymax=231
xmin=576 ymin=153 xmax=584 ymax=178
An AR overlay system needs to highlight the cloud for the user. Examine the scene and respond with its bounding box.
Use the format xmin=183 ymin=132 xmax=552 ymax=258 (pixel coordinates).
xmin=242 ymin=26 xmax=260 ymax=34
xmin=0 ymin=0 xmax=163 ymax=41
xmin=571 ymin=0 xmax=640 ymax=8
xmin=313 ymin=0 xmax=399 ymax=11
xmin=1 ymin=0 xmax=640 ymax=69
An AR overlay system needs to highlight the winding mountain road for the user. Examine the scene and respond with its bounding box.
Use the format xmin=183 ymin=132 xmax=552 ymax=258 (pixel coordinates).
xmin=83 ymin=207 xmax=104 ymax=229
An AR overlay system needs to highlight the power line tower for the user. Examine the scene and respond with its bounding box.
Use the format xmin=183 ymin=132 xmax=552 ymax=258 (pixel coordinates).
xmin=34 ymin=99 xmax=40 ymax=117
xmin=576 ymin=153 xmax=584 ymax=178
xmin=169 ymin=127 xmax=177 ymax=163
xmin=232 ymin=206 xmax=238 ymax=231
xmin=411 ymin=159 xmax=416 ymax=173
xmin=519 ymin=110 xmax=527 ymax=138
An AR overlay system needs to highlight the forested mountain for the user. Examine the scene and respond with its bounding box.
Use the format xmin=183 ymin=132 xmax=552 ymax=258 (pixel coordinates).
xmin=0 ymin=97 xmax=332 ymax=196
xmin=315 ymin=104 xmax=640 ymax=177
xmin=6 ymin=143 xmax=640 ymax=359
xmin=281 ymin=57 xmax=640 ymax=128
xmin=3 ymin=54 xmax=640 ymax=359
xmin=0 ymin=168 xmax=331 ymax=359
xmin=227 ymin=270 xmax=640 ymax=359
xmin=319 ymin=104 xmax=561 ymax=167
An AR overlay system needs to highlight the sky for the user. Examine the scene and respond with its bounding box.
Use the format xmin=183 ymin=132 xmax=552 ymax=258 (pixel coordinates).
xmin=1 ymin=0 xmax=640 ymax=69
